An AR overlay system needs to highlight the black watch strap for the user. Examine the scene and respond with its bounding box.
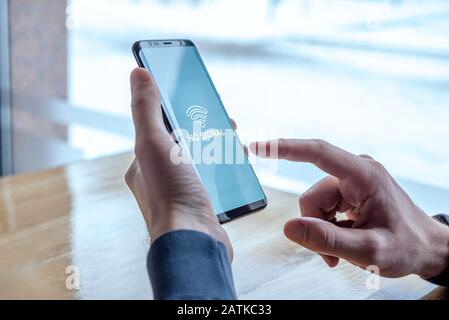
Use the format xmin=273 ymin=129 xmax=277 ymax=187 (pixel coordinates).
xmin=426 ymin=214 xmax=449 ymax=287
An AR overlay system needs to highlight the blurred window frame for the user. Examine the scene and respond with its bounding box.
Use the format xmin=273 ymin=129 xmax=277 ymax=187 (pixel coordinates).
xmin=0 ymin=0 xmax=13 ymax=176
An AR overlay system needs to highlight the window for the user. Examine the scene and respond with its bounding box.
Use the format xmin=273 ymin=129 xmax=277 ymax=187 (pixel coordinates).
xmin=6 ymin=0 xmax=449 ymax=212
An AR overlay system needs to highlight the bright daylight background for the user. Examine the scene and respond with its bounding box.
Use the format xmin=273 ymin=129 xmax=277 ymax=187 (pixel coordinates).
xmin=66 ymin=0 xmax=449 ymax=213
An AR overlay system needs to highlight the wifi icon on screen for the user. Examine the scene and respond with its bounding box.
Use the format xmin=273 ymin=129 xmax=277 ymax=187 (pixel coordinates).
xmin=186 ymin=105 xmax=208 ymax=128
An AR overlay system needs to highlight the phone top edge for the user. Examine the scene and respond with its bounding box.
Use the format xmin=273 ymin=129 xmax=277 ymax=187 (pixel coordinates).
xmin=133 ymin=39 xmax=195 ymax=50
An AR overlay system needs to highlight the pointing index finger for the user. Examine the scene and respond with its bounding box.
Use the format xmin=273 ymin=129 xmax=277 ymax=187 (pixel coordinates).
xmin=250 ymin=139 xmax=364 ymax=180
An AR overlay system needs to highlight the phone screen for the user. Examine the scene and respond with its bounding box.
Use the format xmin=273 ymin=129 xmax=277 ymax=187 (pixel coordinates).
xmin=138 ymin=43 xmax=266 ymax=217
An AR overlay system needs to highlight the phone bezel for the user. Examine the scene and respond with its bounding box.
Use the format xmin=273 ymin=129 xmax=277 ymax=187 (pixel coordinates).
xmin=132 ymin=39 xmax=268 ymax=223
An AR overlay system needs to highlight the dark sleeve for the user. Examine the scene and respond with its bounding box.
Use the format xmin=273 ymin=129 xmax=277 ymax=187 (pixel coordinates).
xmin=426 ymin=214 xmax=449 ymax=287
xmin=147 ymin=230 xmax=236 ymax=300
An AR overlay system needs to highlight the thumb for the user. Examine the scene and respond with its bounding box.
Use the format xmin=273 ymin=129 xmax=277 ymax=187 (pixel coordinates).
xmin=130 ymin=68 xmax=169 ymax=140
xmin=284 ymin=217 xmax=374 ymax=266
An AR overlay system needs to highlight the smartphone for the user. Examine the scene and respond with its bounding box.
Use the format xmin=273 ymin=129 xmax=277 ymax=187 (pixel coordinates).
xmin=132 ymin=39 xmax=267 ymax=223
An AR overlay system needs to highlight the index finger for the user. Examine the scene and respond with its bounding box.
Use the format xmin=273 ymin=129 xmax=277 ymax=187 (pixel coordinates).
xmin=250 ymin=139 xmax=364 ymax=180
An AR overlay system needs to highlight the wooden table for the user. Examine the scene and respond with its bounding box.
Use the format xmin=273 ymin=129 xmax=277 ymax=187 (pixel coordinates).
xmin=0 ymin=153 xmax=446 ymax=299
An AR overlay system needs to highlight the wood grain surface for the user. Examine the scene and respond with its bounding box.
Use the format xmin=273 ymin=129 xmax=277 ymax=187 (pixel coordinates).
xmin=0 ymin=153 xmax=444 ymax=299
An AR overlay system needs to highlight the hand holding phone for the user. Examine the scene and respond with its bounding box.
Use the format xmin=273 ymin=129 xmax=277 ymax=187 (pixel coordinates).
xmin=133 ymin=40 xmax=267 ymax=222
xmin=126 ymin=68 xmax=233 ymax=258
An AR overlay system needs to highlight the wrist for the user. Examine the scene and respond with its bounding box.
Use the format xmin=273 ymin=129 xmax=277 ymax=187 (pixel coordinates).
xmin=141 ymin=201 xmax=209 ymax=233
xmin=146 ymin=208 xmax=234 ymax=260
xmin=148 ymin=209 xmax=218 ymax=240
xmin=417 ymin=216 xmax=449 ymax=279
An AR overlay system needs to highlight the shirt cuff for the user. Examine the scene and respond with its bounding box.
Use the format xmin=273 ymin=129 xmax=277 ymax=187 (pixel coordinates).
xmin=426 ymin=214 xmax=449 ymax=287
xmin=148 ymin=230 xmax=236 ymax=300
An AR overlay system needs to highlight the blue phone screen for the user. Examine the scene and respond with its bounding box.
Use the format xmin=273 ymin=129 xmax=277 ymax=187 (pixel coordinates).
xmin=139 ymin=44 xmax=265 ymax=215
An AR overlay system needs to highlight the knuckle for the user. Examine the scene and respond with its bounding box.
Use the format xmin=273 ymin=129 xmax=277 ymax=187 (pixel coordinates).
xmin=313 ymin=139 xmax=330 ymax=151
xmin=357 ymin=158 xmax=388 ymax=189
xmin=299 ymin=190 xmax=312 ymax=205
xmin=134 ymin=142 xmax=146 ymax=160
xmin=277 ymin=138 xmax=287 ymax=145
xmin=323 ymin=227 xmax=337 ymax=252
xmin=358 ymin=154 xmax=374 ymax=160
xmin=365 ymin=233 xmax=386 ymax=265
xmin=276 ymin=138 xmax=287 ymax=157
xmin=299 ymin=189 xmax=315 ymax=215
xmin=134 ymin=135 xmax=160 ymax=159
xmin=301 ymin=222 xmax=310 ymax=245
xmin=366 ymin=159 xmax=389 ymax=184
xmin=311 ymin=139 xmax=331 ymax=163
xmin=369 ymin=159 xmax=386 ymax=173
xmin=125 ymin=167 xmax=135 ymax=188
xmin=131 ymin=96 xmax=148 ymax=110
xmin=298 ymin=194 xmax=309 ymax=214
